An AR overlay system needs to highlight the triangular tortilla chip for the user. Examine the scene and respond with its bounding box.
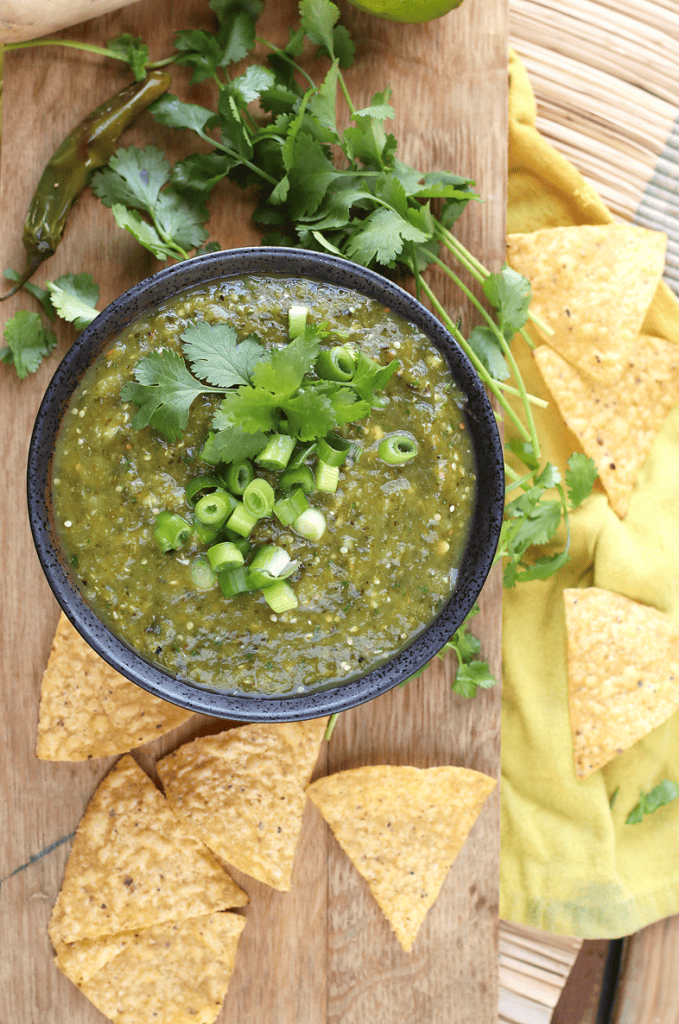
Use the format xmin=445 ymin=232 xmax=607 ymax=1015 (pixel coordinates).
xmin=564 ymin=588 xmax=679 ymax=779
xmin=535 ymin=334 xmax=679 ymax=517
xmin=49 ymin=755 xmax=247 ymax=945
xmin=37 ymin=614 xmax=192 ymax=761
xmin=157 ymin=719 xmax=327 ymax=891
xmin=507 ymin=224 xmax=666 ymax=383
xmin=306 ymin=765 xmax=496 ymax=951
xmin=67 ymin=913 xmax=245 ymax=1024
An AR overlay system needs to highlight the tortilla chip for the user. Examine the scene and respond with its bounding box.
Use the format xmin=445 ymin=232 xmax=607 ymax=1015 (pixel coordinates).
xmin=68 ymin=913 xmax=245 ymax=1024
xmin=157 ymin=719 xmax=327 ymax=891
xmin=534 ymin=334 xmax=679 ymax=517
xmin=507 ymin=224 xmax=666 ymax=383
xmin=49 ymin=755 xmax=247 ymax=946
xmin=306 ymin=765 xmax=496 ymax=952
xmin=564 ymin=588 xmax=679 ymax=779
xmin=37 ymin=614 xmax=192 ymax=761
xmin=54 ymin=931 xmax=139 ymax=987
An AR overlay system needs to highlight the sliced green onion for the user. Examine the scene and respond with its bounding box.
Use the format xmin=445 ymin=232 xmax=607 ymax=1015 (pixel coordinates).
xmin=153 ymin=511 xmax=192 ymax=553
xmin=315 ymin=462 xmax=340 ymax=493
xmin=229 ymin=536 xmax=251 ymax=558
xmin=207 ymin=541 xmax=246 ymax=573
xmin=226 ymin=502 xmax=258 ymax=537
xmin=287 ymin=441 xmax=317 ymax=469
xmin=273 ymin=487 xmax=310 ymax=526
xmin=218 ymin=566 xmax=254 ymax=598
xmin=288 ymin=304 xmax=308 ymax=338
xmin=279 ymin=466 xmax=315 ymax=494
xmin=185 ymin=475 xmax=222 ymax=506
xmin=315 ymin=346 xmax=356 ymax=382
xmin=378 ymin=433 xmax=419 ymax=465
xmin=225 ymin=459 xmax=254 ymax=495
xmin=194 ymin=488 xmax=237 ymax=527
xmin=242 ymin=478 xmax=275 ymax=518
xmin=293 ymin=507 xmax=326 ymax=543
xmin=255 ymin=433 xmax=296 ymax=471
xmin=189 ymin=556 xmax=217 ymax=590
xmin=194 ymin=521 xmax=220 ymax=546
xmin=249 ymin=543 xmax=298 ymax=579
xmin=262 ymin=580 xmax=298 ymax=613
xmin=317 ymin=434 xmax=353 ymax=467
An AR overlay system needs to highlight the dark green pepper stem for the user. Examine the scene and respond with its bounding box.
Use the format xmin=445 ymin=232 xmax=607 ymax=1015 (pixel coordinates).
xmin=1 ymin=69 xmax=171 ymax=301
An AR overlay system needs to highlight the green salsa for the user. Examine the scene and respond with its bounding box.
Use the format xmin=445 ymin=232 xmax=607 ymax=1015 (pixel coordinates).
xmin=53 ymin=274 xmax=476 ymax=695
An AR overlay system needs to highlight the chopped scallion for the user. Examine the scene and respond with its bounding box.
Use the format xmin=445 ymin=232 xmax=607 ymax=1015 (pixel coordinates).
xmin=207 ymin=541 xmax=246 ymax=573
xmin=153 ymin=511 xmax=192 ymax=553
xmin=226 ymin=502 xmax=258 ymax=537
xmin=242 ymin=477 xmax=275 ymax=518
xmin=315 ymin=346 xmax=356 ymax=382
xmin=378 ymin=433 xmax=419 ymax=464
xmin=185 ymin=475 xmax=222 ymax=506
xmin=315 ymin=461 xmax=340 ymax=493
xmin=317 ymin=434 xmax=353 ymax=467
xmin=255 ymin=433 xmax=296 ymax=471
xmin=225 ymin=459 xmax=254 ymax=495
xmin=195 ymin=488 xmax=237 ymax=528
xmin=288 ymin=304 xmax=308 ymax=339
xmin=279 ymin=465 xmax=315 ymax=494
xmin=293 ymin=507 xmax=326 ymax=543
xmin=218 ymin=565 xmax=254 ymax=598
xmin=273 ymin=487 xmax=310 ymax=526
xmin=262 ymin=580 xmax=298 ymax=613
xmin=287 ymin=441 xmax=317 ymax=469
xmin=189 ymin=556 xmax=217 ymax=590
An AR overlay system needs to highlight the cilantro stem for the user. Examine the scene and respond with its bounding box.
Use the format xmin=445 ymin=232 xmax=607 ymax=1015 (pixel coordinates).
xmin=325 ymin=712 xmax=340 ymax=741
xmin=5 ymin=37 xmax=178 ymax=72
xmin=415 ymin=272 xmax=531 ymax=445
xmin=336 ymin=69 xmax=357 ymax=118
xmin=255 ymin=37 xmax=318 ymax=90
xmin=496 ymin=381 xmax=548 ymax=408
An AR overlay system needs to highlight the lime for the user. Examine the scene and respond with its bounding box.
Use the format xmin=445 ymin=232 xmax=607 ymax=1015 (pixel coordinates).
xmin=344 ymin=0 xmax=464 ymax=22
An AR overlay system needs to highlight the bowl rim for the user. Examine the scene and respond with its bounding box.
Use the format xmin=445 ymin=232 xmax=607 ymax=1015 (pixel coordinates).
xmin=27 ymin=246 xmax=504 ymax=722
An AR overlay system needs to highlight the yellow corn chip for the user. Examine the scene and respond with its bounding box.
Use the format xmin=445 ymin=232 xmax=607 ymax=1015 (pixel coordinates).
xmin=68 ymin=912 xmax=245 ymax=1024
xmin=37 ymin=614 xmax=192 ymax=761
xmin=507 ymin=224 xmax=666 ymax=384
xmin=54 ymin=931 xmax=139 ymax=987
xmin=306 ymin=765 xmax=496 ymax=952
xmin=49 ymin=755 xmax=247 ymax=946
xmin=157 ymin=718 xmax=327 ymax=891
xmin=534 ymin=335 xmax=679 ymax=517
xmin=564 ymin=588 xmax=679 ymax=779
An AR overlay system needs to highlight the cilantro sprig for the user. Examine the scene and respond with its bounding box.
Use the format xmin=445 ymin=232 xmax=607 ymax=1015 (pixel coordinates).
xmin=120 ymin=318 xmax=398 ymax=453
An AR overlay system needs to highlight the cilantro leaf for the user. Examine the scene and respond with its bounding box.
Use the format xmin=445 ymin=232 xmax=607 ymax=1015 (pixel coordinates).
xmin=452 ymin=659 xmax=496 ymax=698
xmin=149 ymin=94 xmax=214 ymax=137
xmin=1 ymin=311 xmax=57 ymax=378
xmin=153 ymin=190 xmax=209 ymax=251
xmin=483 ymin=266 xmax=532 ymax=339
xmin=214 ymin=387 xmax=280 ymax=434
xmin=350 ymin=351 xmax=399 ymax=403
xmin=307 ymin=60 xmax=339 ymax=134
xmin=566 ymin=452 xmax=598 ymax=509
xmin=47 ymin=273 xmax=100 ymax=331
xmin=121 ymin=350 xmax=223 ymax=441
xmin=201 ymin=424 xmax=268 ymax=465
xmin=300 ymin=0 xmax=340 ymax=57
xmin=3 ymin=269 xmax=56 ymax=320
xmin=345 ymin=207 xmax=429 ymax=266
xmin=169 ymin=152 xmax=232 ymax=203
xmin=282 ymin=389 xmax=336 ymax=440
xmin=402 ymin=605 xmax=496 ymax=697
xmin=231 ymin=65 xmax=276 ymax=104
xmin=626 ymin=781 xmax=679 ymax=824
xmin=286 ymin=133 xmax=343 ymax=219
xmin=107 ymin=33 xmax=148 ymax=80
xmin=468 ymin=325 xmax=510 ymax=381
xmin=330 ymin=25 xmax=354 ymax=68
xmin=109 ymin=204 xmax=171 ymax=260
xmin=92 ymin=145 xmax=171 ymax=213
xmin=251 ymin=327 xmax=323 ymax=394
xmin=181 ymin=321 xmax=263 ymax=387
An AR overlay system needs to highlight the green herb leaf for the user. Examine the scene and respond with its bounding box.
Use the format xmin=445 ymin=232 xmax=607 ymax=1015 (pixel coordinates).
xmin=109 ymin=204 xmax=171 ymax=260
xmin=107 ymin=33 xmax=149 ymax=80
xmin=121 ymin=350 xmax=222 ymax=441
xmin=181 ymin=321 xmax=263 ymax=388
xmin=47 ymin=274 xmax=100 ymax=330
xmin=566 ymin=452 xmax=598 ymax=510
xmin=251 ymin=326 xmax=323 ymax=394
xmin=3 ymin=269 xmax=56 ymax=320
xmin=626 ymin=781 xmax=679 ymax=824
xmin=468 ymin=325 xmax=510 ymax=381
xmin=345 ymin=207 xmax=429 ymax=266
xmin=300 ymin=0 xmax=340 ymax=57
xmin=149 ymin=93 xmax=215 ymax=136
xmin=201 ymin=424 xmax=269 ymax=464
xmin=483 ymin=265 xmax=532 ymax=338
xmin=1 ymin=311 xmax=57 ymax=378
xmin=92 ymin=145 xmax=171 ymax=213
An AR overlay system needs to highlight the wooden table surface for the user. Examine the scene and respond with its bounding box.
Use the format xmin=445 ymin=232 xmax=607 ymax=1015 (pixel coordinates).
xmin=0 ymin=2 xmax=506 ymax=1022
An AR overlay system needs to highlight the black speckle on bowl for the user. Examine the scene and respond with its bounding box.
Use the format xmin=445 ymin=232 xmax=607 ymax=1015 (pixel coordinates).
xmin=27 ymin=248 xmax=504 ymax=722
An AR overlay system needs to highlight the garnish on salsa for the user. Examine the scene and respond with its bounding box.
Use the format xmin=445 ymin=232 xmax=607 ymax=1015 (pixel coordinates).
xmin=52 ymin=273 xmax=477 ymax=695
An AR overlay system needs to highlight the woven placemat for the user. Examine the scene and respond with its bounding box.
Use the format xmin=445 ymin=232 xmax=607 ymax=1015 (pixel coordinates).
xmin=509 ymin=0 xmax=679 ymax=294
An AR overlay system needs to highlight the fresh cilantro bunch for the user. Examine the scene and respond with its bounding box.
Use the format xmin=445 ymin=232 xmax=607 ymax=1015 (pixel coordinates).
xmin=120 ymin=317 xmax=398 ymax=457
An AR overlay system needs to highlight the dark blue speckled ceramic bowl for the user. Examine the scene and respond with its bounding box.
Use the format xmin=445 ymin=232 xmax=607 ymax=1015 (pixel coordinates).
xmin=27 ymin=248 xmax=503 ymax=722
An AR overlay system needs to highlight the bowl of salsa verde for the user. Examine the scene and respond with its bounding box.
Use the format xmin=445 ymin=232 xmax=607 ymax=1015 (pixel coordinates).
xmin=28 ymin=248 xmax=503 ymax=721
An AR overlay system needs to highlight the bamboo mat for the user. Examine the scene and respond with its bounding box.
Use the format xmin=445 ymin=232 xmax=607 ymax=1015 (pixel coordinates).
xmin=499 ymin=1 xmax=678 ymax=1021
xmin=509 ymin=0 xmax=679 ymax=293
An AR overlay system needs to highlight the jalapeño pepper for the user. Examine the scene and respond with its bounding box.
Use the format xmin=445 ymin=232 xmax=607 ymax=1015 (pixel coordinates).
xmin=1 ymin=68 xmax=171 ymax=300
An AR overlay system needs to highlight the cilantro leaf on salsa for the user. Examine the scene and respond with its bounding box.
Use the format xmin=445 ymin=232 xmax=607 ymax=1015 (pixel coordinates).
xmin=181 ymin=321 xmax=263 ymax=388
xmin=121 ymin=349 xmax=223 ymax=441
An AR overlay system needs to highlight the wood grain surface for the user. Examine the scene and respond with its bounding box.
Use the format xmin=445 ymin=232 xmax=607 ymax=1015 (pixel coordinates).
xmin=611 ymin=917 xmax=679 ymax=1024
xmin=0 ymin=1 xmax=507 ymax=1022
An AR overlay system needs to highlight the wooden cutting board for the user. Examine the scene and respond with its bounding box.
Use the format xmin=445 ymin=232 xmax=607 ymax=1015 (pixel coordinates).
xmin=0 ymin=1 xmax=506 ymax=1021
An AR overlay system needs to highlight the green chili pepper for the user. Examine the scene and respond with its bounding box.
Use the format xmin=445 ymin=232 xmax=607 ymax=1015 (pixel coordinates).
xmin=1 ymin=68 xmax=171 ymax=300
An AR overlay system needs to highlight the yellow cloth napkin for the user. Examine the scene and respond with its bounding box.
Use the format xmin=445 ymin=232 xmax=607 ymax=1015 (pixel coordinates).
xmin=501 ymin=50 xmax=679 ymax=938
